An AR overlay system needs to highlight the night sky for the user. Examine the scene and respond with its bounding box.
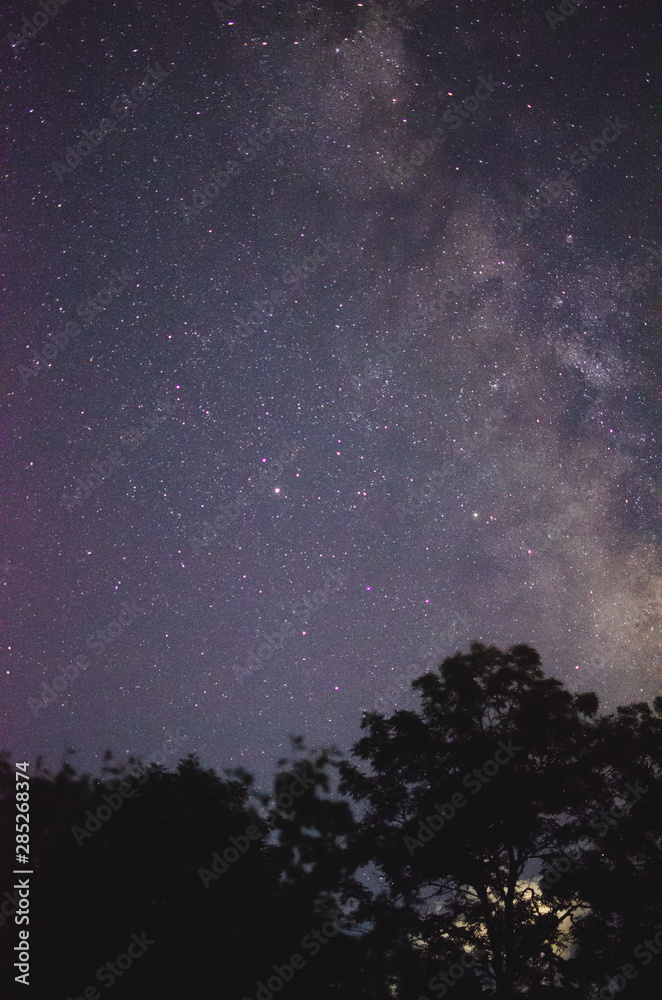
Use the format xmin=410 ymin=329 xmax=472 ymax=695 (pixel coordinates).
xmin=4 ymin=0 xmax=659 ymax=790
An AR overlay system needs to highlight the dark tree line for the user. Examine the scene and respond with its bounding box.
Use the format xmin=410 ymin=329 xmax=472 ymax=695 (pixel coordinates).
xmin=1 ymin=643 xmax=660 ymax=998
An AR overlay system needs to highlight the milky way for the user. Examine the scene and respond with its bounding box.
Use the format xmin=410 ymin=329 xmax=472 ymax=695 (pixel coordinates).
xmin=4 ymin=0 xmax=659 ymax=787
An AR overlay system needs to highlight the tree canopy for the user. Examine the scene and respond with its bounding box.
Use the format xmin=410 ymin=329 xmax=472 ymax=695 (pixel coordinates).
xmin=1 ymin=643 xmax=659 ymax=998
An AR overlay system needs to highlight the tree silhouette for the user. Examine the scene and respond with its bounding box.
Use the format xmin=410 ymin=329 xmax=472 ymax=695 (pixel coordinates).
xmin=1 ymin=644 xmax=659 ymax=998
xmin=0 ymin=750 xmax=360 ymax=998
xmin=547 ymin=697 xmax=662 ymax=998
xmin=337 ymin=642 xmax=610 ymax=998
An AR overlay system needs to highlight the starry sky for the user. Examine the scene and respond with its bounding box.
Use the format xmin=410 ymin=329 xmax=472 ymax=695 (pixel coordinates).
xmin=3 ymin=0 xmax=659 ymax=790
